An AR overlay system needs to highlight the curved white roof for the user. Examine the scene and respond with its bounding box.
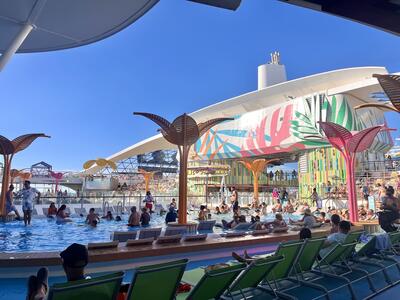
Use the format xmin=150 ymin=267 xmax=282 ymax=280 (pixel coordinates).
xmin=83 ymin=66 xmax=388 ymax=174
xmin=0 ymin=0 xmax=159 ymax=53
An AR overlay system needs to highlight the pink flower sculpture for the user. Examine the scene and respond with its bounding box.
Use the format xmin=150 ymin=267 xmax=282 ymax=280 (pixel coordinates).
xmin=50 ymin=171 xmax=64 ymax=194
xmin=318 ymin=122 xmax=388 ymax=222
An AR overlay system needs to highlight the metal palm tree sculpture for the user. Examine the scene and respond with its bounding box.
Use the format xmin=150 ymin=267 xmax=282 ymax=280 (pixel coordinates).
xmin=354 ymin=74 xmax=400 ymax=113
xmin=0 ymin=134 xmax=49 ymax=216
xmin=10 ymin=169 xmax=32 ymax=183
xmin=238 ymin=158 xmax=279 ymax=206
xmin=138 ymin=169 xmax=157 ymax=193
xmin=315 ymin=122 xmax=387 ymax=222
xmin=134 ymin=112 xmax=233 ymax=224
xmin=83 ymin=158 xmax=117 ymax=171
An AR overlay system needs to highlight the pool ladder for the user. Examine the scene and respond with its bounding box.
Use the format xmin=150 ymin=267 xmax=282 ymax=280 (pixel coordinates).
xmin=116 ymin=201 xmax=124 ymax=215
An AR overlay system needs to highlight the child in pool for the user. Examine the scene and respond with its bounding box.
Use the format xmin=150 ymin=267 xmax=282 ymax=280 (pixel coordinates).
xmin=85 ymin=208 xmax=100 ymax=226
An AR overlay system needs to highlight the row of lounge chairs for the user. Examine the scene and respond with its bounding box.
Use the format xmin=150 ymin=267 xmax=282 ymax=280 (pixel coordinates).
xmin=47 ymin=230 xmax=400 ymax=299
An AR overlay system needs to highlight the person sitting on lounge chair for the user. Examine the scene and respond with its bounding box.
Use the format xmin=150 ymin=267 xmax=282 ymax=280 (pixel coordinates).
xmin=232 ymin=228 xmax=311 ymax=264
xmin=289 ymin=208 xmax=318 ymax=228
xmin=265 ymin=213 xmax=287 ymax=230
xmin=27 ymin=243 xmax=89 ymax=300
xmin=319 ymin=220 xmax=350 ymax=258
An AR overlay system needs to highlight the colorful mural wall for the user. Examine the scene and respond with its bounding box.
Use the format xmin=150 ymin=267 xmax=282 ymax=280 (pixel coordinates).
xmin=192 ymin=93 xmax=391 ymax=160
xmin=191 ymin=92 xmax=393 ymax=202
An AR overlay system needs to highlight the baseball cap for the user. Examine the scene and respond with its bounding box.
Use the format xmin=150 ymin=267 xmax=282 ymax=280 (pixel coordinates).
xmin=60 ymin=243 xmax=88 ymax=268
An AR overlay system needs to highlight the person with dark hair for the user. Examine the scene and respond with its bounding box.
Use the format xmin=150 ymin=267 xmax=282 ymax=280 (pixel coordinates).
xmin=15 ymin=180 xmax=40 ymax=226
xmin=27 ymin=243 xmax=89 ymax=299
xmin=330 ymin=214 xmax=341 ymax=233
xmin=198 ymin=205 xmax=207 ymax=221
xmin=165 ymin=207 xmax=177 ymax=224
xmin=56 ymin=204 xmax=72 ymax=223
xmin=143 ymin=191 xmax=154 ymax=213
xmin=299 ymin=228 xmax=312 ymax=240
xmin=86 ymin=208 xmax=100 ymax=225
xmin=128 ymin=206 xmax=140 ymax=227
xmin=320 ymin=220 xmax=351 ymax=257
xmin=47 ymin=202 xmax=57 ymax=218
xmin=230 ymin=187 xmax=239 ymax=211
xmin=5 ymin=184 xmax=21 ymax=220
xmin=378 ymin=186 xmax=399 ymax=232
xmin=140 ymin=207 xmax=151 ymax=226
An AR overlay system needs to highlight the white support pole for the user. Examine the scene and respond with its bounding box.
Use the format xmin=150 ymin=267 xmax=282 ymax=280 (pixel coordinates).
xmin=0 ymin=23 xmax=34 ymax=71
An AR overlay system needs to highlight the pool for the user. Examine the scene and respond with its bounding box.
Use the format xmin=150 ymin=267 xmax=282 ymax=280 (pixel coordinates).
xmin=0 ymin=211 xmax=293 ymax=253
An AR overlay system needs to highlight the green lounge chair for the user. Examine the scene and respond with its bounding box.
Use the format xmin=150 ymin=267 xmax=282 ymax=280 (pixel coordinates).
xmin=343 ymin=230 xmax=364 ymax=244
xmin=221 ymin=255 xmax=292 ymax=300
xmin=176 ymin=263 xmax=246 ymax=300
xmin=126 ymin=259 xmax=188 ymax=300
xmin=278 ymin=238 xmax=353 ymax=300
xmin=47 ymin=271 xmax=124 ymax=300
xmin=388 ymin=231 xmax=400 ymax=255
xmin=315 ymin=242 xmax=382 ymax=299
xmin=353 ymin=235 xmax=400 ymax=286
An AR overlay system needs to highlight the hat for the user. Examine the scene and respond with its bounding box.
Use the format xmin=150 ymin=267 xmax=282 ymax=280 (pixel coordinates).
xmin=60 ymin=243 xmax=88 ymax=268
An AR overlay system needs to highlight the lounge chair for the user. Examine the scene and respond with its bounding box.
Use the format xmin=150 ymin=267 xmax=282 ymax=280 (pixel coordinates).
xmin=47 ymin=271 xmax=124 ymax=300
xmin=313 ymin=242 xmax=379 ymax=299
xmin=112 ymin=231 xmax=138 ymax=242
xmin=177 ymin=263 xmax=246 ymax=300
xmin=221 ymin=255 xmax=289 ymax=299
xmin=126 ymin=238 xmax=154 ymax=246
xmin=183 ymin=234 xmax=207 ymax=242
xmin=280 ymin=238 xmax=357 ymax=299
xmin=231 ymin=222 xmax=252 ymax=231
xmin=197 ymin=220 xmax=216 ymax=232
xmin=156 ymin=234 xmax=182 ymax=244
xmin=165 ymin=226 xmax=187 ymax=236
xmin=87 ymin=241 xmax=119 ymax=250
xmin=343 ymin=230 xmax=364 ymax=243
xmin=138 ymin=227 xmax=162 ymax=240
xmin=126 ymin=259 xmax=188 ymax=300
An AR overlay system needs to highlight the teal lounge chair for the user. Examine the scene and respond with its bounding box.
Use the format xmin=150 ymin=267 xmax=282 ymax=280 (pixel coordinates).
xmin=176 ymin=263 xmax=246 ymax=300
xmin=47 ymin=271 xmax=124 ymax=300
xmin=126 ymin=259 xmax=188 ymax=300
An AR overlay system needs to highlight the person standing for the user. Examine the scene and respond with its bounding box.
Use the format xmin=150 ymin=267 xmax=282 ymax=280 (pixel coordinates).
xmin=5 ymin=184 xmax=21 ymax=220
xmin=128 ymin=206 xmax=140 ymax=227
xmin=143 ymin=191 xmax=154 ymax=213
xmin=230 ymin=187 xmax=239 ymax=211
xmin=16 ymin=181 xmax=40 ymax=226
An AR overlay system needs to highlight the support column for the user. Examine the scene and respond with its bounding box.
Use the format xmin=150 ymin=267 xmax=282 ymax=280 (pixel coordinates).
xmin=0 ymin=23 xmax=34 ymax=71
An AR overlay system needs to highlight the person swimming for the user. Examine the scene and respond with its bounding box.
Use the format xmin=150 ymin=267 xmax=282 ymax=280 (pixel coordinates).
xmin=56 ymin=205 xmax=72 ymax=223
xmin=85 ymin=208 xmax=100 ymax=226
xmin=47 ymin=202 xmax=57 ymax=218
xmin=101 ymin=211 xmax=114 ymax=221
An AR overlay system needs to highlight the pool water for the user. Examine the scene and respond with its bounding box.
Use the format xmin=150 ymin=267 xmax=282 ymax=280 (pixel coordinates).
xmin=0 ymin=212 xmax=296 ymax=253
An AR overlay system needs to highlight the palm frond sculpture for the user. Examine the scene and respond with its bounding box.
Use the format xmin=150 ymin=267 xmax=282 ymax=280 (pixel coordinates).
xmin=0 ymin=134 xmax=49 ymax=216
xmin=83 ymin=158 xmax=117 ymax=171
xmin=10 ymin=169 xmax=32 ymax=183
xmin=138 ymin=169 xmax=157 ymax=192
xmin=134 ymin=112 xmax=233 ymax=224
xmin=238 ymin=158 xmax=279 ymax=206
xmin=316 ymin=122 xmax=387 ymax=222
xmin=354 ymin=74 xmax=400 ymax=113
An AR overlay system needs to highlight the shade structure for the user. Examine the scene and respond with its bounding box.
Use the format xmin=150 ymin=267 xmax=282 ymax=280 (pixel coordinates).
xmin=281 ymin=0 xmax=400 ymax=36
xmin=0 ymin=0 xmax=159 ymax=69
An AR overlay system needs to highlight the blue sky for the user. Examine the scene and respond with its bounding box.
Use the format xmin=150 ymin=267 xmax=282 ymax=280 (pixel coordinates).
xmin=1 ymin=0 xmax=400 ymax=170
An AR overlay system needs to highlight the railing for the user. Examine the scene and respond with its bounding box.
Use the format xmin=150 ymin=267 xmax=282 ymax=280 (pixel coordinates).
xmin=12 ymin=189 xmax=297 ymax=212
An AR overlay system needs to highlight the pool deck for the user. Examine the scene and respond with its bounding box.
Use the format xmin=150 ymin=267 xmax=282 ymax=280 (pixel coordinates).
xmin=0 ymin=224 xmax=362 ymax=269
